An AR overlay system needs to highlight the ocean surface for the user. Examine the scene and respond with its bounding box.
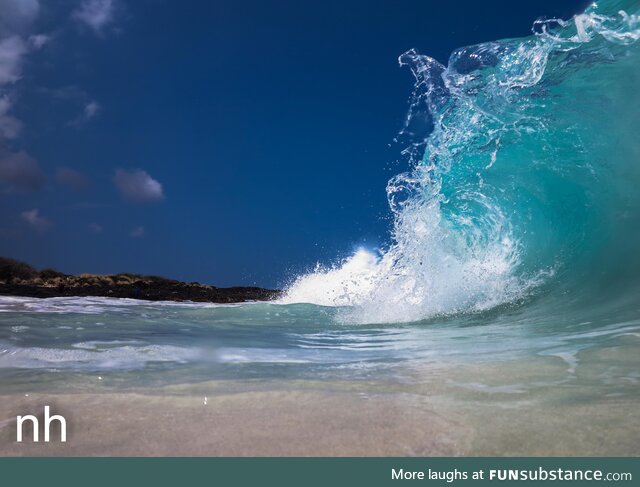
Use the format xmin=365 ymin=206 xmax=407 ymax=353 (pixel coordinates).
xmin=1 ymin=0 xmax=640 ymax=454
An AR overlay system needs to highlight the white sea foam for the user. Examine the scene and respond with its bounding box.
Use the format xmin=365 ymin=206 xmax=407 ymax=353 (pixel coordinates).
xmin=0 ymin=341 xmax=196 ymax=370
xmin=281 ymin=248 xmax=383 ymax=307
xmin=216 ymin=348 xmax=311 ymax=364
xmin=0 ymin=295 xmax=235 ymax=314
xmin=283 ymin=202 xmax=526 ymax=324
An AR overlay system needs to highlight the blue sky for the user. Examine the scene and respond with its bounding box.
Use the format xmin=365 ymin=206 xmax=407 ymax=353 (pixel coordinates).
xmin=0 ymin=0 xmax=588 ymax=287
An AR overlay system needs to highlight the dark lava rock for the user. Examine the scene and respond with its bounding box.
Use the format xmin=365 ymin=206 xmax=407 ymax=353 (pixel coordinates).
xmin=0 ymin=257 xmax=281 ymax=303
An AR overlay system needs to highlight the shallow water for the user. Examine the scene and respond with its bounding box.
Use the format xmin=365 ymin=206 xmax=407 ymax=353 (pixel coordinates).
xmin=1 ymin=296 xmax=639 ymax=396
xmin=1 ymin=296 xmax=640 ymax=455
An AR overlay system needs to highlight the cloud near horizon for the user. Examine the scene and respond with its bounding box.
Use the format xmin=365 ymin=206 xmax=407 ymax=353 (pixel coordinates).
xmin=20 ymin=208 xmax=51 ymax=232
xmin=114 ymin=169 xmax=164 ymax=202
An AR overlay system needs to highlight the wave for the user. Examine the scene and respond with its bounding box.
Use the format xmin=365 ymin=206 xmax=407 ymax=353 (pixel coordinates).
xmin=284 ymin=0 xmax=640 ymax=324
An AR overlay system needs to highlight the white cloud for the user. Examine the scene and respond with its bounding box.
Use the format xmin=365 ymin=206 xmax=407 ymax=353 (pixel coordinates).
xmin=21 ymin=208 xmax=51 ymax=232
xmin=0 ymin=2 xmax=42 ymax=146
xmin=114 ymin=169 xmax=164 ymax=202
xmin=0 ymin=37 xmax=27 ymax=140
xmin=39 ymin=87 xmax=101 ymax=126
xmin=67 ymin=98 xmax=102 ymax=127
xmin=0 ymin=149 xmax=45 ymax=191
xmin=130 ymin=225 xmax=144 ymax=238
xmin=28 ymin=34 xmax=50 ymax=49
xmin=0 ymin=35 xmax=28 ymax=85
xmin=79 ymin=100 xmax=102 ymax=125
xmin=0 ymin=95 xmax=22 ymax=139
xmin=0 ymin=0 xmax=40 ymax=34
xmin=73 ymin=0 xmax=116 ymax=34
xmin=83 ymin=100 xmax=100 ymax=119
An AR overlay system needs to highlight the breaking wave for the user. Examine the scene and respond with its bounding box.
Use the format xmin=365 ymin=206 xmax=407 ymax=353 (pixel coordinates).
xmin=284 ymin=0 xmax=640 ymax=324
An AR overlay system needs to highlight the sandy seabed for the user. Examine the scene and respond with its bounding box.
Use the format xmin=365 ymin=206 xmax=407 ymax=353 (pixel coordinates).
xmin=2 ymin=362 xmax=640 ymax=456
xmin=1 ymin=388 xmax=466 ymax=456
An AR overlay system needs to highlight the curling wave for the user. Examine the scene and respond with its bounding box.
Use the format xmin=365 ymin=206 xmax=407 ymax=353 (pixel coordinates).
xmin=284 ymin=0 xmax=640 ymax=324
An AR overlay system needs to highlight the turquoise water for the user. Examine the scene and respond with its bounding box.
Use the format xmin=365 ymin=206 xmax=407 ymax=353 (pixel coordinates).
xmin=1 ymin=1 xmax=640 ymax=410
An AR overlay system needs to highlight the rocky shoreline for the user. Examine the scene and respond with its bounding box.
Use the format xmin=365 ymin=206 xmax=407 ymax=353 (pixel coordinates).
xmin=0 ymin=257 xmax=281 ymax=303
